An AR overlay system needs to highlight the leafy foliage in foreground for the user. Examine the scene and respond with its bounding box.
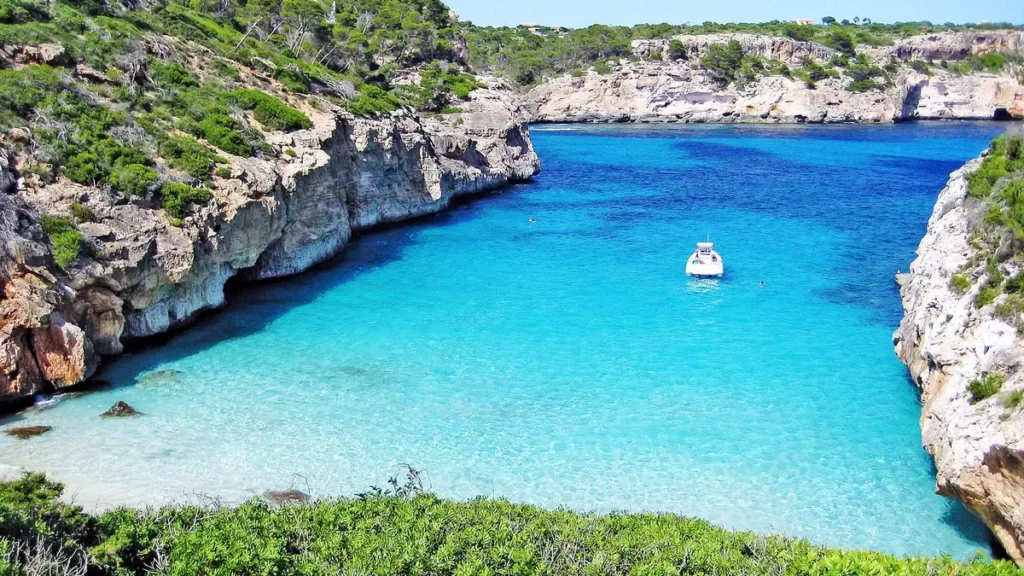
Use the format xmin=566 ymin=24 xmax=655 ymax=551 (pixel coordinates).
xmin=0 ymin=472 xmax=1019 ymax=576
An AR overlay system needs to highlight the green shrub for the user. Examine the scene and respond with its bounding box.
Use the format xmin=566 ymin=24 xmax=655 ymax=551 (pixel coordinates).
xmin=593 ymin=60 xmax=613 ymax=75
xmin=570 ymin=69 xmax=586 ymax=77
xmin=1005 ymin=389 xmax=1024 ymax=409
xmin=347 ymin=84 xmax=401 ymax=116
xmin=0 ymin=0 xmax=49 ymax=24
xmin=951 ymin=274 xmax=971 ymax=294
xmin=909 ymin=60 xmax=932 ymax=74
xmin=667 ymin=38 xmax=688 ymax=60
xmin=1 ymin=472 xmax=1022 ymax=575
xmin=782 ymin=24 xmax=814 ymax=42
xmin=800 ymin=58 xmax=829 ymax=81
xmin=976 ymin=284 xmax=1000 ymax=307
xmin=845 ymin=54 xmax=890 ymax=92
xmin=0 ymin=472 xmax=95 ymax=556
xmin=821 ymin=29 xmax=856 ymax=57
xmin=194 ymin=113 xmax=254 ymax=156
xmin=151 ymin=60 xmax=199 ymax=89
xmin=108 ymin=163 xmax=157 ymax=196
xmin=0 ymin=64 xmax=64 ymax=126
xmin=160 ymin=134 xmax=219 ymax=180
xmin=969 ymin=373 xmax=1005 ymax=403
xmin=229 ymin=89 xmax=311 ymax=131
xmin=159 ymin=182 xmax=212 ymax=220
xmin=1005 ymin=273 xmax=1024 ymax=294
xmin=284 ymin=148 xmax=297 ymax=157
xmin=69 ymin=202 xmax=95 ymax=223
xmin=39 ymin=214 xmax=82 ymax=268
xmin=701 ymin=40 xmax=745 ymax=85
xmin=214 ymin=166 xmax=232 ymax=178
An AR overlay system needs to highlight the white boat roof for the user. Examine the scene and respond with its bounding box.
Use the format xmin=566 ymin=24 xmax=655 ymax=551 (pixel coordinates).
xmin=697 ymin=242 xmax=714 ymax=248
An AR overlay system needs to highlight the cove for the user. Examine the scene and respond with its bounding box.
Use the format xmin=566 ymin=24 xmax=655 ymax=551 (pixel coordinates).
xmin=0 ymin=122 xmax=1006 ymax=558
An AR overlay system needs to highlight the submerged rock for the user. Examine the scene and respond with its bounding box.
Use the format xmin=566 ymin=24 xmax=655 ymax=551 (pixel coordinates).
xmin=101 ymin=401 xmax=140 ymax=418
xmin=5 ymin=425 xmax=52 ymax=439
xmin=137 ymin=369 xmax=183 ymax=387
xmin=264 ymin=489 xmax=310 ymax=504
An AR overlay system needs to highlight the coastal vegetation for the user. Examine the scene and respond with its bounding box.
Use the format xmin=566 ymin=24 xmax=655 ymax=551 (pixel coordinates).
xmin=0 ymin=0 xmax=487 ymax=237
xmin=38 ymin=215 xmax=82 ymax=269
xmin=461 ymin=19 xmax=1022 ymax=88
xmin=960 ymin=131 xmax=1024 ymax=329
xmin=0 ymin=471 xmax=1021 ymax=576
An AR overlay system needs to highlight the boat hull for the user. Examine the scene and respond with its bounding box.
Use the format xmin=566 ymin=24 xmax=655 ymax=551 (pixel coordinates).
xmin=685 ymin=261 xmax=724 ymax=278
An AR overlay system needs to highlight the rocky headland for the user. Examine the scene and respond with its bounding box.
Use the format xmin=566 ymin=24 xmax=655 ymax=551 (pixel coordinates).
xmin=894 ymin=133 xmax=1024 ymax=562
xmin=0 ymin=66 xmax=539 ymax=402
xmin=525 ymin=31 xmax=1024 ymax=123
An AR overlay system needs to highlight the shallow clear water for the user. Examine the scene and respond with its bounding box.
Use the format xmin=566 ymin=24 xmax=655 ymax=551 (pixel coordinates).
xmin=0 ymin=122 xmax=1006 ymax=557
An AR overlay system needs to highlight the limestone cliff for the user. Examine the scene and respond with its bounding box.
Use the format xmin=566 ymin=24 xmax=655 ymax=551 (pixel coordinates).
xmin=526 ymin=32 xmax=1024 ymax=124
xmin=894 ymin=155 xmax=1024 ymax=562
xmin=0 ymin=82 xmax=539 ymax=402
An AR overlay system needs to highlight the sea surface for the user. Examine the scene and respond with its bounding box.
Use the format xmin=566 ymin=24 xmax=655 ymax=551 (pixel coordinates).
xmin=0 ymin=122 xmax=1007 ymax=557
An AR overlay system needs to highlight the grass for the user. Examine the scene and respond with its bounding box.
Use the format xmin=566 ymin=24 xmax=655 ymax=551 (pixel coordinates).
xmin=0 ymin=471 xmax=1020 ymax=576
xmin=39 ymin=214 xmax=82 ymax=269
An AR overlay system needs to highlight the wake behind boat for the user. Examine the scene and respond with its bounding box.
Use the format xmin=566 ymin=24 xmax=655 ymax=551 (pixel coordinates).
xmin=685 ymin=241 xmax=724 ymax=278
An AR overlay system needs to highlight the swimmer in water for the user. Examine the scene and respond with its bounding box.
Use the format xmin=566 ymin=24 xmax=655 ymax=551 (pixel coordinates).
xmin=529 ymin=218 xmax=536 ymax=223
xmin=760 ymin=281 xmax=765 ymax=288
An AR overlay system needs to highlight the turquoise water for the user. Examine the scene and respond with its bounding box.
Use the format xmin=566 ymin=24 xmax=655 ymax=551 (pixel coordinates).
xmin=0 ymin=122 xmax=1006 ymax=557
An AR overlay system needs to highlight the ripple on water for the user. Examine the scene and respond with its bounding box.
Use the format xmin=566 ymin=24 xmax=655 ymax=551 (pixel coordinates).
xmin=0 ymin=122 xmax=1006 ymax=558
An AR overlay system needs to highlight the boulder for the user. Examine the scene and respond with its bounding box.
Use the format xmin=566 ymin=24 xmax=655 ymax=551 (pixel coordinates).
xmin=101 ymin=401 xmax=140 ymax=417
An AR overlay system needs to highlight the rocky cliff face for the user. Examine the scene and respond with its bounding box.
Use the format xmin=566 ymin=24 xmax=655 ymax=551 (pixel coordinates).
xmin=887 ymin=31 xmax=1024 ymax=62
xmin=894 ymin=157 xmax=1024 ymax=563
xmin=632 ymin=33 xmax=837 ymax=66
xmin=0 ymin=82 xmax=539 ymax=402
xmin=526 ymin=32 xmax=1024 ymax=124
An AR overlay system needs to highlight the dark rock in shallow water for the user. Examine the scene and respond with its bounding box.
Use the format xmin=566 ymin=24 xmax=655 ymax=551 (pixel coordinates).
xmin=5 ymin=425 xmax=52 ymax=439
xmin=101 ymin=401 xmax=140 ymax=418
xmin=264 ymin=489 xmax=310 ymax=504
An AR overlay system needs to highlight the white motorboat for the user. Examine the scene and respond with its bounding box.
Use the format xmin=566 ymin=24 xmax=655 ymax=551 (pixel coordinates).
xmin=685 ymin=241 xmax=723 ymax=278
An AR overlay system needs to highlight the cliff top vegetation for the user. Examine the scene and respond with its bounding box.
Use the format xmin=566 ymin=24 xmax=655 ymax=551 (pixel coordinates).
xmin=0 ymin=0 xmax=486 ymax=249
xmin=0 ymin=471 xmax=1021 ymax=575
xmin=956 ymin=127 xmax=1024 ymax=331
xmin=462 ymin=20 xmax=1023 ymax=87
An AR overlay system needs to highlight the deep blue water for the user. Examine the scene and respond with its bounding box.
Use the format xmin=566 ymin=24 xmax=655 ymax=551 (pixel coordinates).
xmin=0 ymin=122 xmax=1006 ymax=557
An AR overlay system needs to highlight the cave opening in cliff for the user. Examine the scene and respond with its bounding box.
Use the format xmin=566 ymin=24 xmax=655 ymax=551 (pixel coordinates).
xmin=993 ymin=108 xmax=1013 ymax=121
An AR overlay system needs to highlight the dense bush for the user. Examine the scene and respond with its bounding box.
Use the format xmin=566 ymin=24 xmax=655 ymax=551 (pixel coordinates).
xmin=667 ymin=39 xmax=688 ymax=60
xmin=159 ymin=182 xmax=212 ymax=221
xmin=845 ymin=53 xmax=890 ymax=91
xmin=347 ymin=84 xmax=402 ymax=116
xmin=39 ymin=214 xmax=82 ymax=268
xmin=150 ymin=60 xmax=199 ymax=89
xmin=229 ymin=89 xmax=311 ymax=132
xmin=0 ymin=472 xmax=1020 ymax=576
xmin=159 ymin=135 xmax=220 ymax=180
xmin=951 ymin=274 xmax=972 ymax=294
xmin=108 ymin=163 xmax=158 ymax=196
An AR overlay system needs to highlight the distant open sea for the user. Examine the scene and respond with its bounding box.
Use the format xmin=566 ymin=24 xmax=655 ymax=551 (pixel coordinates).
xmin=0 ymin=122 xmax=1007 ymax=557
